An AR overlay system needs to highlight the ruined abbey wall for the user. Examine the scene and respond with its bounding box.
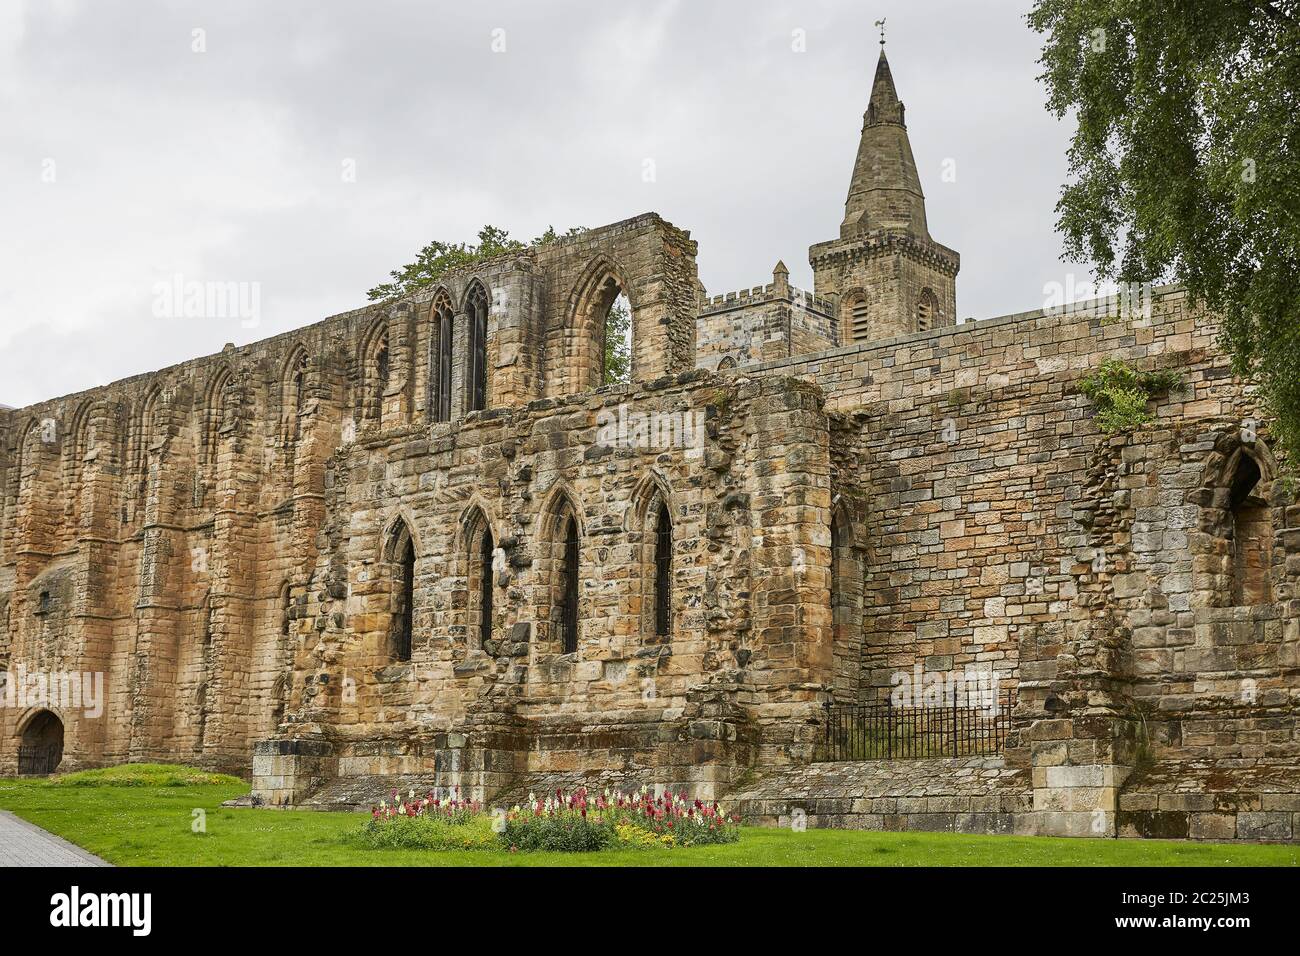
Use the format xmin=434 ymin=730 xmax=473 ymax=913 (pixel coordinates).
xmin=4 ymin=40 xmax=1297 ymax=839
xmin=729 ymin=288 xmax=1300 ymax=839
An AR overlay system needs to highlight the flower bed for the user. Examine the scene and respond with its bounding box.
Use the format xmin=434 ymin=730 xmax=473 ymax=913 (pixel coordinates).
xmin=503 ymin=787 xmax=740 ymax=852
xmin=358 ymin=786 xmax=740 ymax=853
xmin=358 ymin=789 xmax=497 ymax=850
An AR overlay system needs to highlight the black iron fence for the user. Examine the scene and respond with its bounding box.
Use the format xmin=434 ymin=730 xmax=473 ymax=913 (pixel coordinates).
xmin=819 ymin=689 xmax=1015 ymax=761
xmin=18 ymin=745 xmax=62 ymax=776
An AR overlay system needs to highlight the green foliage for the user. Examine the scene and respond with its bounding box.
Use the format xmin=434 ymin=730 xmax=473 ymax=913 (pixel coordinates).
xmin=1029 ymin=1 xmax=1300 ymax=464
xmin=1077 ymin=360 xmax=1181 ymax=433
xmin=355 ymin=813 xmax=498 ymax=851
xmin=614 ymin=822 xmax=676 ymax=849
xmin=51 ymin=763 xmax=244 ymax=788
xmin=501 ymin=814 xmax=615 ymax=852
xmin=366 ymin=224 xmax=585 ymax=302
xmin=603 ymin=299 xmax=632 ymax=386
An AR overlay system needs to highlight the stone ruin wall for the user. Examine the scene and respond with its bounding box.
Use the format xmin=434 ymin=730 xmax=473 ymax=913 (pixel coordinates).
xmin=0 ymin=214 xmax=750 ymax=782
xmin=3 ymin=220 xmax=1298 ymax=837
xmin=737 ymin=286 xmax=1300 ymax=839
xmin=270 ymin=368 xmax=833 ymax=804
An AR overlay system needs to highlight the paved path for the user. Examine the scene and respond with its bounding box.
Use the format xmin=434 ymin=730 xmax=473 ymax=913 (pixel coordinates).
xmin=0 ymin=811 xmax=111 ymax=867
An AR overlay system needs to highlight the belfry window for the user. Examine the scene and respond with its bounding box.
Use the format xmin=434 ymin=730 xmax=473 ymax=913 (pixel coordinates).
xmin=844 ymin=293 xmax=870 ymax=343
xmin=917 ymin=288 xmax=937 ymax=332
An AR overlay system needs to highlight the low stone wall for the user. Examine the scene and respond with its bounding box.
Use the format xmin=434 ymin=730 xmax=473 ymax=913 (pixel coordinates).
xmin=727 ymin=758 xmax=1031 ymax=834
xmin=250 ymin=711 xmax=756 ymax=809
xmin=1118 ymin=762 xmax=1300 ymax=842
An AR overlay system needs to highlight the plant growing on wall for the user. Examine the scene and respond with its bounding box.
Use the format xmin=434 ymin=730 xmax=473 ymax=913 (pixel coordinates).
xmin=1077 ymin=360 xmax=1181 ymax=433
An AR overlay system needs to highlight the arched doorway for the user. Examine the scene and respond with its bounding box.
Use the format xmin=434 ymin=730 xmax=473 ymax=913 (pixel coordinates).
xmin=18 ymin=710 xmax=64 ymax=776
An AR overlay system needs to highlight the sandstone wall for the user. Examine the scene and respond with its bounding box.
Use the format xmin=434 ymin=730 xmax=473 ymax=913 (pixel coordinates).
xmin=739 ymin=287 xmax=1300 ymax=838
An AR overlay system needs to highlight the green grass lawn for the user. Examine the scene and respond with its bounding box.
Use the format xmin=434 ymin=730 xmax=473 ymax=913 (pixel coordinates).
xmin=1 ymin=767 xmax=1296 ymax=867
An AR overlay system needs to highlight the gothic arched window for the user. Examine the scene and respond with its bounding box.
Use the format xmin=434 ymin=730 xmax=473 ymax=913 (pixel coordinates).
xmin=289 ymin=350 xmax=309 ymax=441
xmin=917 ymin=288 xmax=938 ymax=332
xmin=558 ymin=511 xmax=580 ymax=654
xmin=431 ymin=292 xmax=454 ymax=423
xmin=478 ymin=530 xmax=494 ymax=647
xmin=465 ymin=510 xmax=495 ymax=649
xmin=843 ymin=292 xmax=870 ymax=343
xmin=1228 ymin=453 xmax=1272 ymax=605
xmin=653 ymin=499 xmax=673 ymax=640
xmin=387 ymin=521 xmax=416 ymax=662
xmin=465 ymin=283 xmax=489 ymax=413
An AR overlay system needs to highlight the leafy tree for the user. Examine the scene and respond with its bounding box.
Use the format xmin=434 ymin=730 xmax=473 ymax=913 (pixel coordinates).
xmin=603 ymin=298 xmax=631 ymax=386
xmin=1029 ymin=1 xmax=1300 ymax=463
xmin=369 ymin=224 xmax=632 ymax=387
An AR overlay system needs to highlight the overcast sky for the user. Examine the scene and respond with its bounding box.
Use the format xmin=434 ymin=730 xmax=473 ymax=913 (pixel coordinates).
xmin=0 ymin=0 xmax=1091 ymax=410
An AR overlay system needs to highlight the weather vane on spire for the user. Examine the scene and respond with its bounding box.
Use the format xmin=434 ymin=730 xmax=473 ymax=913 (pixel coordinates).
xmin=875 ymin=17 xmax=886 ymax=47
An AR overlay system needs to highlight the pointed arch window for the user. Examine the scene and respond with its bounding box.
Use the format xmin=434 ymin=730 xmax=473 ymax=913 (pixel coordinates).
xmin=653 ymin=499 xmax=673 ymax=639
xmin=466 ymin=512 xmax=495 ymax=649
xmin=478 ymin=531 xmax=495 ymax=647
xmin=917 ymin=288 xmax=938 ymax=333
xmin=375 ymin=332 xmax=390 ymax=408
xmin=465 ymin=283 xmax=489 ymax=412
xmin=289 ymin=351 xmax=310 ymax=441
xmin=557 ymin=510 xmax=580 ymax=654
xmin=843 ymin=292 xmax=870 ymax=343
xmin=431 ymin=293 xmax=454 ymax=423
xmin=387 ymin=521 xmax=416 ymax=662
xmin=1228 ymin=453 xmax=1272 ymax=605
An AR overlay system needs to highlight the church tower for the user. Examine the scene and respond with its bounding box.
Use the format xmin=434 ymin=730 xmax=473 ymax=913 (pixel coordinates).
xmin=810 ymin=42 xmax=960 ymax=344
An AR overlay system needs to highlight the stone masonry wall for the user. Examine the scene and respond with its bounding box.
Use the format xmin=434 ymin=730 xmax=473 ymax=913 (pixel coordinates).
xmin=739 ymin=288 xmax=1300 ymax=838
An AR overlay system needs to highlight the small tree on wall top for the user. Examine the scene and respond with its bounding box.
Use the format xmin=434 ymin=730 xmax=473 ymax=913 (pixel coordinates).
xmin=368 ymin=225 xmax=631 ymax=387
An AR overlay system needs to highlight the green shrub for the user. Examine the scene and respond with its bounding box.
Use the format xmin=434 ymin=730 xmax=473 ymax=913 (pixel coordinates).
xmin=501 ymin=814 xmax=615 ymax=852
xmin=355 ymin=813 xmax=498 ymax=851
xmin=1077 ymin=360 xmax=1181 ymax=433
xmin=614 ymin=822 xmax=675 ymax=849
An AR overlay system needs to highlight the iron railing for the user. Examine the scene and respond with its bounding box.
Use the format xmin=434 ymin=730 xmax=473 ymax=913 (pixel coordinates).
xmin=18 ymin=745 xmax=62 ymax=776
xmin=819 ymin=689 xmax=1015 ymax=761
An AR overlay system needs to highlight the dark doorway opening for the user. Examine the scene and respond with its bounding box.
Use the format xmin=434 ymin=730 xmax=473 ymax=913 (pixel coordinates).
xmin=18 ymin=710 xmax=64 ymax=776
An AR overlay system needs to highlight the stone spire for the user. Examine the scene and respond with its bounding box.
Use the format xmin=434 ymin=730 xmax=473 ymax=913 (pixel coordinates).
xmin=841 ymin=48 xmax=929 ymax=240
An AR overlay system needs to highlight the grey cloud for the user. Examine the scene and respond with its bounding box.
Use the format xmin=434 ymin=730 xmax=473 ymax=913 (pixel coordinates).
xmin=0 ymin=0 xmax=1088 ymax=409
